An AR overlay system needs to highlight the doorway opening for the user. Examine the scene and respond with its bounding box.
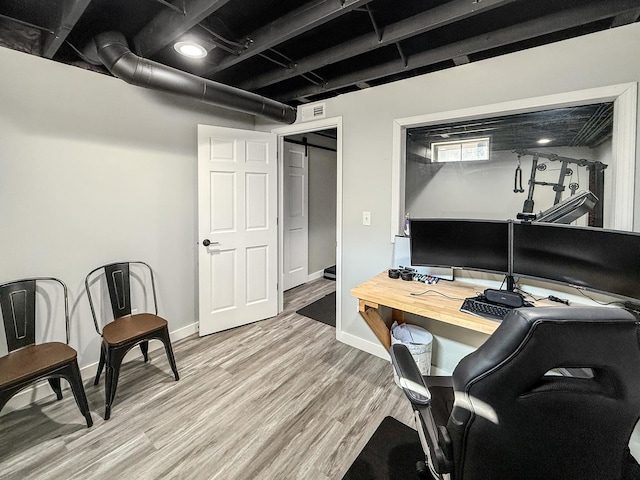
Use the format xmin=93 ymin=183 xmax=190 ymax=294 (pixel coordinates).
xmin=282 ymin=129 xmax=337 ymax=289
xmin=273 ymin=116 xmax=343 ymax=335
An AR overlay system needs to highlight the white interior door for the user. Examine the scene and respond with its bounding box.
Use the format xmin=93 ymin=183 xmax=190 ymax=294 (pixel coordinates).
xmin=282 ymin=141 xmax=308 ymax=291
xmin=197 ymin=125 xmax=278 ymax=336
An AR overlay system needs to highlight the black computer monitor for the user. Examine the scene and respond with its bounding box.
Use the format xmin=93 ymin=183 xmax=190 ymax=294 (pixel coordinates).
xmin=409 ymin=219 xmax=510 ymax=275
xmin=512 ymin=222 xmax=640 ymax=301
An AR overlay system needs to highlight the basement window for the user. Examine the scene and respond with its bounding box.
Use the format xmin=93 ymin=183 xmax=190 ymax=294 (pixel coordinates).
xmin=431 ymin=137 xmax=490 ymax=162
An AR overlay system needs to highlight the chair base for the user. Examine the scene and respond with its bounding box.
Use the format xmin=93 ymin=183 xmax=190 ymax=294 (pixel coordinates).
xmin=417 ymin=461 xmax=431 ymax=479
xmin=0 ymin=360 xmax=93 ymax=428
xmin=95 ymin=325 xmax=179 ymax=420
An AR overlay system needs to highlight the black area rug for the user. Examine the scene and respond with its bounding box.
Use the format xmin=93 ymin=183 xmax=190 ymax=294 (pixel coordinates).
xmin=342 ymin=416 xmax=423 ymax=480
xmin=296 ymin=291 xmax=336 ymax=327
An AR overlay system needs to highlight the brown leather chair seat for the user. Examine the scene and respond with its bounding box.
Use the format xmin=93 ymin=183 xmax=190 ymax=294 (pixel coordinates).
xmin=102 ymin=314 xmax=168 ymax=346
xmin=0 ymin=342 xmax=77 ymax=388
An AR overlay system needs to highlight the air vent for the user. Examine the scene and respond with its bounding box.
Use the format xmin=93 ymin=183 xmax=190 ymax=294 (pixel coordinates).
xmin=299 ymin=102 xmax=326 ymax=122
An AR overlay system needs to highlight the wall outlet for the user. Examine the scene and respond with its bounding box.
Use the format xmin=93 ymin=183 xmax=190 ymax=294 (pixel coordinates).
xmin=131 ymin=308 xmax=138 ymax=315
xmin=362 ymin=211 xmax=371 ymax=226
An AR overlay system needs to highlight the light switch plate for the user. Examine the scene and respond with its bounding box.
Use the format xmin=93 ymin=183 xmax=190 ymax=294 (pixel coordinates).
xmin=362 ymin=211 xmax=371 ymax=226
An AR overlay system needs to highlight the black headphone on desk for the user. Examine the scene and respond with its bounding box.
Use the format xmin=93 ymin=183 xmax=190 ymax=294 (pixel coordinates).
xmin=388 ymin=268 xmax=414 ymax=281
xmin=400 ymin=270 xmax=415 ymax=281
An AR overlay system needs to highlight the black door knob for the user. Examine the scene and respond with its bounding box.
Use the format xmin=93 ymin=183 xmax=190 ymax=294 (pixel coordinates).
xmin=203 ymin=239 xmax=211 ymax=247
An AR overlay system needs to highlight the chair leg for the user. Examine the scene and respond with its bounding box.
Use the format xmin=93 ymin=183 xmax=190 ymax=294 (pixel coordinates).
xmin=104 ymin=364 xmax=113 ymax=421
xmin=48 ymin=377 xmax=63 ymax=400
xmin=139 ymin=341 xmax=149 ymax=362
xmin=94 ymin=344 xmax=106 ymax=386
xmin=0 ymin=391 xmax=14 ymax=415
xmin=61 ymin=362 xmax=93 ymax=428
xmin=159 ymin=327 xmax=179 ymax=381
xmin=103 ymin=346 xmax=126 ymax=420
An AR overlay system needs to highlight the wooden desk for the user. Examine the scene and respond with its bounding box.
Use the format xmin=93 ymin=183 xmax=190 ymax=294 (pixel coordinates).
xmin=351 ymin=272 xmax=500 ymax=350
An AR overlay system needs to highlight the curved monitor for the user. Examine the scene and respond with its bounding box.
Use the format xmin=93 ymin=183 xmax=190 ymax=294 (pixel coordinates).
xmin=409 ymin=219 xmax=510 ymax=275
xmin=512 ymin=222 xmax=640 ymax=301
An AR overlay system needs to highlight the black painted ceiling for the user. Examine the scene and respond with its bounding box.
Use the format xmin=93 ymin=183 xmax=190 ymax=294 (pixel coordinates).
xmin=1 ymin=0 xmax=639 ymax=106
xmin=408 ymin=103 xmax=615 ymax=153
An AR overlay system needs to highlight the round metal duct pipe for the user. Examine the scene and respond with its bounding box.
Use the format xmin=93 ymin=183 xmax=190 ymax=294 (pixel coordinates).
xmin=93 ymin=32 xmax=297 ymax=124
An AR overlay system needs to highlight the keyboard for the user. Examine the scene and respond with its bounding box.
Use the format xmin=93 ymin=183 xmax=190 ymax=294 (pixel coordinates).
xmin=460 ymin=295 xmax=514 ymax=322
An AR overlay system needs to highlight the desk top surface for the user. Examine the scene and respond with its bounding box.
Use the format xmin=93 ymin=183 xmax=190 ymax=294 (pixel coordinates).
xmin=351 ymin=272 xmax=501 ymax=335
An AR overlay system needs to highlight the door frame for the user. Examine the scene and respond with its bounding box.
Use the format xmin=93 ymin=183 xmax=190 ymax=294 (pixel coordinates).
xmin=272 ymin=116 xmax=343 ymax=328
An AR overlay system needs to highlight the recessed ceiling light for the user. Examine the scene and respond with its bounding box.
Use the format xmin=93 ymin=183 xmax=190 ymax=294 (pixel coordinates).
xmin=537 ymin=138 xmax=552 ymax=145
xmin=174 ymin=41 xmax=207 ymax=58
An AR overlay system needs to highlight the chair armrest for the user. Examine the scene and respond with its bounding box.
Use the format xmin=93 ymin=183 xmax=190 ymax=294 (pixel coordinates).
xmin=390 ymin=343 xmax=431 ymax=405
xmin=390 ymin=344 xmax=452 ymax=475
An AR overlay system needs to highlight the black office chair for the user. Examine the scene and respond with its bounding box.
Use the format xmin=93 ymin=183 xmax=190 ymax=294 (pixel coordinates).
xmin=0 ymin=277 xmax=93 ymax=427
xmin=85 ymin=261 xmax=179 ymax=420
xmin=391 ymin=306 xmax=640 ymax=480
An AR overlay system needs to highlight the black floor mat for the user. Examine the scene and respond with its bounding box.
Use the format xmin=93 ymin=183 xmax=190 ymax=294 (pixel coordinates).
xmin=296 ymin=291 xmax=336 ymax=327
xmin=342 ymin=416 xmax=423 ymax=480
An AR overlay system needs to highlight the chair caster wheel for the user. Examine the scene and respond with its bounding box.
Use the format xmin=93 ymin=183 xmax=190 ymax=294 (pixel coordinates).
xmin=416 ymin=460 xmax=430 ymax=479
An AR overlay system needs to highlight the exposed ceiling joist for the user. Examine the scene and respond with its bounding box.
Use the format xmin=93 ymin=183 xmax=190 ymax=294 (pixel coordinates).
xmin=42 ymin=0 xmax=92 ymax=58
xmin=239 ymin=0 xmax=517 ymax=91
xmin=1 ymin=0 xmax=638 ymax=111
xmin=133 ymin=0 xmax=231 ymax=58
xmin=202 ymin=0 xmax=374 ymax=76
xmin=282 ymin=0 xmax=640 ymax=102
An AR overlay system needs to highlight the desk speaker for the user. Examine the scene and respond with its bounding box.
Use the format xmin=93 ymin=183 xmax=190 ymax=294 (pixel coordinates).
xmin=484 ymin=289 xmax=524 ymax=308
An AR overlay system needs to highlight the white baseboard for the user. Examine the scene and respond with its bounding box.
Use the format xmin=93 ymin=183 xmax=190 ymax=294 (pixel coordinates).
xmin=336 ymin=329 xmax=450 ymax=376
xmin=307 ymin=270 xmax=325 ymax=282
xmin=168 ymin=322 xmax=199 ymax=342
xmin=1 ymin=321 xmax=198 ymax=415
xmin=430 ymin=365 xmax=451 ymax=375
xmin=336 ymin=329 xmax=389 ymax=360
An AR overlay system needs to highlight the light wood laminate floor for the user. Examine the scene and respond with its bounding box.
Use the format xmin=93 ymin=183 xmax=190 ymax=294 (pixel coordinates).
xmin=0 ymin=278 xmax=414 ymax=479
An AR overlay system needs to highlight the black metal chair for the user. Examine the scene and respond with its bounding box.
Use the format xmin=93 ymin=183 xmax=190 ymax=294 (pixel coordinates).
xmin=85 ymin=261 xmax=179 ymax=420
xmin=0 ymin=277 xmax=93 ymax=427
xmin=391 ymin=306 xmax=640 ymax=480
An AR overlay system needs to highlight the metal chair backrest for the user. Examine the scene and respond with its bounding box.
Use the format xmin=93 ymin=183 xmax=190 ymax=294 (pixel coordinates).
xmin=0 ymin=278 xmax=69 ymax=352
xmin=85 ymin=261 xmax=158 ymax=334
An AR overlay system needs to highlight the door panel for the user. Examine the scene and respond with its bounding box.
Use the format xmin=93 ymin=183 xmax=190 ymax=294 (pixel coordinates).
xmin=210 ymin=172 xmax=236 ymax=231
xmin=246 ymin=173 xmax=268 ymax=229
xmin=198 ymin=125 xmax=277 ymax=336
xmin=283 ymin=142 xmax=308 ymax=290
xmin=210 ymin=250 xmax=236 ymax=312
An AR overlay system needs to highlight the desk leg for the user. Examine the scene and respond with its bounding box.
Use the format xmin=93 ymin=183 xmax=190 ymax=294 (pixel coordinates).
xmin=358 ymin=300 xmax=391 ymax=351
xmin=391 ymin=308 xmax=404 ymax=325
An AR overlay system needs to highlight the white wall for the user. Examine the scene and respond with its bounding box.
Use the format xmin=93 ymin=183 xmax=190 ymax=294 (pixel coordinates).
xmin=0 ymin=46 xmax=254 ymax=373
xmin=298 ymin=22 xmax=640 ymax=369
